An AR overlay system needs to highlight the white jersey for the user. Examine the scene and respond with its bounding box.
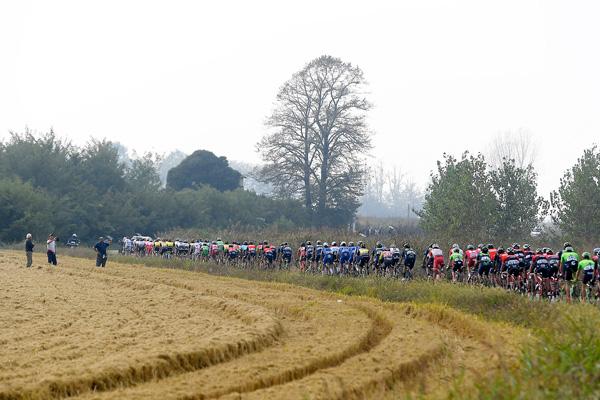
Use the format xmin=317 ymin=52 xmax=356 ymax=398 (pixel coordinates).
xmin=431 ymin=248 xmax=444 ymax=258
xmin=47 ymin=239 xmax=56 ymax=253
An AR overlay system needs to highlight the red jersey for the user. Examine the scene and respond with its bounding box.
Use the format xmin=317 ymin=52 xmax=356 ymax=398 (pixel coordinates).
xmin=488 ymin=248 xmax=497 ymax=262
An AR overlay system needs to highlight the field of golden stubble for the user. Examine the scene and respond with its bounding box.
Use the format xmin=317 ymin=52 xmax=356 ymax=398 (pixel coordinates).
xmin=0 ymin=251 xmax=524 ymax=400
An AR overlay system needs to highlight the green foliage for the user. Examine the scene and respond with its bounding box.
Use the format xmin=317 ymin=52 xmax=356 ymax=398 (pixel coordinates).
xmin=491 ymin=158 xmax=548 ymax=239
xmin=166 ymin=149 xmax=242 ymax=192
xmin=419 ymin=152 xmax=548 ymax=242
xmin=551 ymin=146 xmax=600 ymax=238
xmin=0 ymin=131 xmax=309 ymax=243
xmin=418 ymin=152 xmax=497 ymax=241
xmin=0 ymin=178 xmax=53 ymax=242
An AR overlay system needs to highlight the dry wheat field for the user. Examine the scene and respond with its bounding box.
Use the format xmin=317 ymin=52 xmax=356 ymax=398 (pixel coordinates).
xmin=0 ymin=251 xmax=525 ymax=399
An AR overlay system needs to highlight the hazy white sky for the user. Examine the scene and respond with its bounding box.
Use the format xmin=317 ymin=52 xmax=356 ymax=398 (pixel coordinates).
xmin=1 ymin=0 xmax=599 ymax=195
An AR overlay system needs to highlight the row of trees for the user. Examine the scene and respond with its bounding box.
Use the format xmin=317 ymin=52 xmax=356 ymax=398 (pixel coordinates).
xmin=0 ymin=131 xmax=310 ymax=243
xmin=418 ymin=153 xmax=546 ymax=242
xmin=418 ymin=145 xmax=600 ymax=242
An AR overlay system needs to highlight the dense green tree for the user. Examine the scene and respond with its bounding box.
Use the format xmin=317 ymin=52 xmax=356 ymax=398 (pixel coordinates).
xmin=0 ymin=178 xmax=53 ymax=242
xmin=551 ymin=146 xmax=600 ymax=238
xmin=167 ymin=150 xmax=242 ymax=192
xmin=491 ymin=158 xmax=548 ymax=239
xmin=418 ymin=152 xmax=497 ymax=241
xmin=126 ymin=152 xmax=162 ymax=191
xmin=79 ymin=139 xmax=127 ymax=193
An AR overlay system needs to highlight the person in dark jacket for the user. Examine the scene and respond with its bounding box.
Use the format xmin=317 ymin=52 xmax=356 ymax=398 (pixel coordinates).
xmin=94 ymin=237 xmax=111 ymax=267
xmin=25 ymin=233 xmax=34 ymax=267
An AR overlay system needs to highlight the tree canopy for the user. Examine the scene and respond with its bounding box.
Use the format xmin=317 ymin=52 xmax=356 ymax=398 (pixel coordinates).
xmin=551 ymin=146 xmax=600 ymax=238
xmin=167 ymin=150 xmax=242 ymax=192
xmin=418 ymin=152 xmax=547 ymax=242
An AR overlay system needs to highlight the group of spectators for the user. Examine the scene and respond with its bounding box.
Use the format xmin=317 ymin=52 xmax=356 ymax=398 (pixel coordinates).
xmin=23 ymin=233 xmax=111 ymax=268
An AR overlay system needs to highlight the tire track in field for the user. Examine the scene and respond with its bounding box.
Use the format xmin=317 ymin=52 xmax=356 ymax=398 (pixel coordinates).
xmin=0 ymin=253 xmax=284 ymax=400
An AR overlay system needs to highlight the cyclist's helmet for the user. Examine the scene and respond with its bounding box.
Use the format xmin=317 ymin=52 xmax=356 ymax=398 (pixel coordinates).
xmin=547 ymin=249 xmax=554 ymax=255
xmin=497 ymin=247 xmax=505 ymax=253
xmin=332 ymin=241 xmax=337 ymax=246
xmin=452 ymin=243 xmax=459 ymax=249
xmin=477 ymin=243 xmax=484 ymax=249
xmin=340 ymin=241 xmax=347 ymax=246
xmin=349 ymin=242 xmax=355 ymax=247
xmin=481 ymin=247 xmax=489 ymax=254
xmin=453 ymin=248 xmax=460 ymax=253
xmin=467 ymin=245 xmax=475 ymax=250
xmin=376 ymin=242 xmax=383 ymax=248
xmin=507 ymin=247 xmax=514 ymax=254
xmin=536 ymin=248 xmax=543 ymax=254
xmin=361 ymin=242 xmax=367 ymax=248
xmin=563 ymin=242 xmax=572 ymax=249
xmin=217 ymin=237 xmax=221 ymax=241
xmin=357 ymin=241 xmax=363 ymax=247
xmin=512 ymin=243 xmax=520 ymax=249
xmin=582 ymin=252 xmax=591 ymax=259
xmin=488 ymin=244 xmax=494 ymax=249
xmin=593 ymin=248 xmax=600 ymax=255
xmin=317 ymin=240 xmax=322 ymax=245
xmin=433 ymin=244 xmax=440 ymax=249
xmin=243 ymin=241 xmax=248 ymax=245
xmin=404 ymin=243 xmax=410 ymax=248
xmin=306 ymin=241 xmax=312 ymax=246
xmin=523 ymin=244 xmax=530 ymax=250
xmin=264 ymin=241 xmax=268 ymax=245
xmin=323 ymin=242 xmax=329 ymax=247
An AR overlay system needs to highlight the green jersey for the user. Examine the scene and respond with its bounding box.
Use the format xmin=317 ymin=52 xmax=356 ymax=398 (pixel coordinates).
xmin=561 ymin=251 xmax=579 ymax=269
xmin=450 ymin=253 xmax=463 ymax=263
xmin=578 ymin=259 xmax=595 ymax=273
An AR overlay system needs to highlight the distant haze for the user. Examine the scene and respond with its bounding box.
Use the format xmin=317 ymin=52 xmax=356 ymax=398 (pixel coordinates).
xmin=1 ymin=0 xmax=599 ymax=196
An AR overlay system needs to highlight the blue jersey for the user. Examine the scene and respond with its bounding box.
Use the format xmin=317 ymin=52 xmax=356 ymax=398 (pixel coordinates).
xmin=322 ymin=247 xmax=334 ymax=265
xmin=339 ymin=246 xmax=351 ymax=262
xmin=348 ymin=246 xmax=358 ymax=261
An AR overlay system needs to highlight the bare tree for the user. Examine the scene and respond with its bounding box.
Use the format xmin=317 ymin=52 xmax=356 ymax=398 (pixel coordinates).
xmin=258 ymin=55 xmax=372 ymax=224
xmin=488 ymin=128 xmax=537 ymax=169
xmin=307 ymin=56 xmax=372 ymax=220
xmin=258 ymin=70 xmax=317 ymax=209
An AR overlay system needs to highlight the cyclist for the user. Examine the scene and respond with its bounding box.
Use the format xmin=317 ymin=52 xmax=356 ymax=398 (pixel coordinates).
xmin=531 ymin=248 xmax=551 ymax=299
xmin=577 ymin=252 xmax=596 ymax=303
xmin=477 ymin=247 xmax=493 ymax=281
xmin=505 ymin=248 xmax=522 ymax=290
xmin=297 ymin=242 xmax=307 ymax=271
xmin=449 ymin=247 xmax=464 ymax=282
xmin=560 ymin=246 xmax=579 ymax=303
xmin=315 ymin=241 xmax=324 ymax=267
xmin=357 ymin=242 xmax=370 ymax=275
xmin=281 ymin=242 xmax=293 ymax=269
xmin=372 ymin=242 xmax=384 ymax=274
xmin=465 ymin=245 xmax=479 ymax=277
xmin=401 ymin=244 xmax=417 ymax=280
xmin=338 ymin=242 xmax=352 ymax=274
xmin=430 ymin=244 xmax=444 ymax=281
xmin=305 ymin=241 xmax=315 ymax=270
xmin=322 ymin=243 xmax=335 ymax=275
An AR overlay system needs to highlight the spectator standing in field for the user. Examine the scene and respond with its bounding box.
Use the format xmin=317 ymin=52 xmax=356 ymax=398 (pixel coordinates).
xmin=25 ymin=233 xmax=34 ymax=267
xmin=46 ymin=234 xmax=58 ymax=266
xmin=94 ymin=237 xmax=111 ymax=267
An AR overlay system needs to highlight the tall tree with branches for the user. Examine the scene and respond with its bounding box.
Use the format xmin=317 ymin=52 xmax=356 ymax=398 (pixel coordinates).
xmin=259 ymin=55 xmax=371 ymax=225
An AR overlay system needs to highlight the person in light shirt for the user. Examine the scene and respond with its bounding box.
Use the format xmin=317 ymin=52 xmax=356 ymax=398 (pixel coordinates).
xmin=46 ymin=233 xmax=58 ymax=266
